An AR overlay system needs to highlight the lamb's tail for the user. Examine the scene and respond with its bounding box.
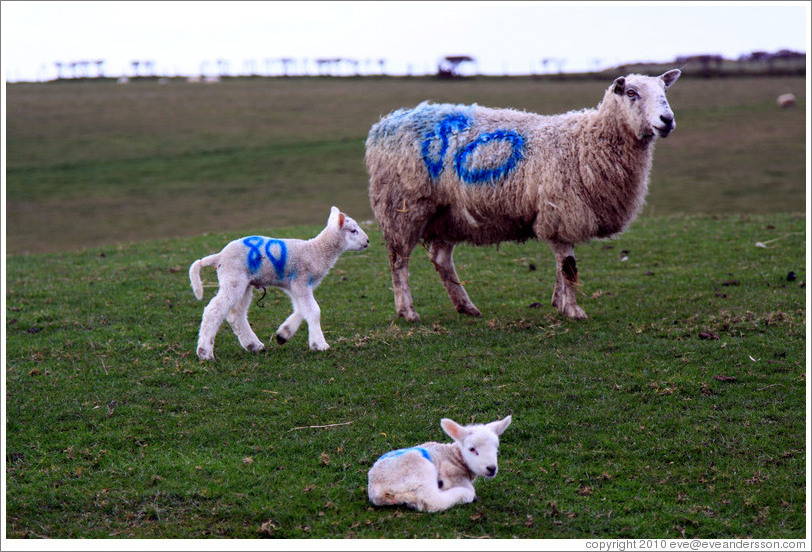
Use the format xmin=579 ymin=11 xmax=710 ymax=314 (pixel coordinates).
xmin=189 ymin=254 xmax=220 ymax=300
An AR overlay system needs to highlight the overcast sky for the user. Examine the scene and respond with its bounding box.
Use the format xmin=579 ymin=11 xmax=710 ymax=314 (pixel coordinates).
xmin=1 ymin=1 xmax=809 ymax=81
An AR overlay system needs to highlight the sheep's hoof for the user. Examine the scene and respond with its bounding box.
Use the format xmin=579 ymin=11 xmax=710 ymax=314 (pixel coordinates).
xmin=310 ymin=341 xmax=330 ymax=351
xmin=275 ymin=334 xmax=288 ymax=345
xmin=456 ymin=304 xmax=482 ymax=317
xmin=246 ymin=343 xmax=265 ymax=353
xmin=398 ymin=309 xmax=421 ymax=323
xmin=197 ymin=347 xmax=214 ymax=360
xmin=564 ymin=306 xmax=588 ymax=320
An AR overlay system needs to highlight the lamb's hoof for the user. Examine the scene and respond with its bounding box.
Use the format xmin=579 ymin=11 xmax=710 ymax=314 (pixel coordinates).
xmin=275 ymin=334 xmax=288 ymax=345
xmin=310 ymin=342 xmax=330 ymax=351
xmin=246 ymin=343 xmax=265 ymax=353
xmin=197 ymin=347 xmax=214 ymax=360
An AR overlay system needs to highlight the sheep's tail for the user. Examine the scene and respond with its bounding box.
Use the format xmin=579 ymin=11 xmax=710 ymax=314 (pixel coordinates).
xmin=189 ymin=253 xmax=220 ymax=300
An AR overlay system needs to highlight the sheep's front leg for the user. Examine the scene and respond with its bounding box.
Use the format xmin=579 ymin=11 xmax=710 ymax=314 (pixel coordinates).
xmin=286 ymin=283 xmax=329 ymax=351
xmin=276 ymin=293 xmax=304 ymax=345
xmin=429 ymin=241 xmax=481 ymax=317
xmin=549 ymin=241 xmax=587 ymax=320
xmin=226 ymin=287 xmax=265 ymax=353
xmin=418 ymin=485 xmax=477 ymax=513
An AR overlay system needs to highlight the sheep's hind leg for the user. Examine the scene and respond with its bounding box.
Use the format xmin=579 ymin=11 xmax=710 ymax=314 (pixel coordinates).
xmin=429 ymin=241 xmax=481 ymax=317
xmin=549 ymin=242 xmax=587 ymax=320
xmin=388 ymin=244 xmax=421 ymax=322
xmin=226 ymin=287 xmax=265 ymax=353
xmin=197 ymin=280 xmax=246 ymax=359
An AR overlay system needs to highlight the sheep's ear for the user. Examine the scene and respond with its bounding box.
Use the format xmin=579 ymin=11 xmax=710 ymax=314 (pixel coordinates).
xmin=487 ymin=415 xmax=512 ymax=436
xmin=338 ymin=212 xmax=345 ymax=229
xmin=440 ymin=418 xmax=466 ymax=442
xmin=660 ymin=69 xmax=681 ymax=89
xmin=328 ymin=206 xmax=340 ymax=227
xmin=613 ymin=76 xmax=626 ymax=95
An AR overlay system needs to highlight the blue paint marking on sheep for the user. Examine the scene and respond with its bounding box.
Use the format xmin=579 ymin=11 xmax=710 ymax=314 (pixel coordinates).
xmin=417 ymin=109 xmax=526 ymax=185
xmin=242 ymin=236 xmax=287 ymax=278
xmin=243 ymin=236 xmax=265 ymax=273
xmin=421 ymin=113 xmax=472 ymax=178
xmin=264 ymin=239 xmax=287 ymax=279
xmin=379 ymin=447 xmax=432 ymax=463
xmin=454 ymin=129 xmax=526 ymax=184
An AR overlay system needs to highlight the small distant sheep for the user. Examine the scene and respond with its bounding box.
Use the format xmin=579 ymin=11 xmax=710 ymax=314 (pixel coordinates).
xmin=368 ymin=415 xmax=512 ymax=512
xmin=777 ymin=93 xmax=796 ymax=108
xmin=189 ymin=206 xmax=369 ymax=360
xmin=366 ymin=70 xmax=681 ymax=322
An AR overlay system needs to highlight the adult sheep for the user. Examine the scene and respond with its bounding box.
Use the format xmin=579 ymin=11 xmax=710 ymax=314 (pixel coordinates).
xmin=366 ymin=69 xmax=680 ymax=322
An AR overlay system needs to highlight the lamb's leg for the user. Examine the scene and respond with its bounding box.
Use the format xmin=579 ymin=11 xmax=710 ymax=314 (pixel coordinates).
xmin=226 ymin=287 xmax=265 ymax=353
xmin=290 ymin=283 xmax=329 ymax=351
xmin=429 ymin=241 xmax=481 ymax=317
xmin=196 ymin=280 xmax=245 ymax=360
xmin=549 ymin=241 xmax=587 ymax=320
xmin=388 ymin=244 xmax=420 ymax=322
xmin=276 ymin=293 xmax=304 ymax=345
xmin=416 ymin=485 xmax=477 ymax=513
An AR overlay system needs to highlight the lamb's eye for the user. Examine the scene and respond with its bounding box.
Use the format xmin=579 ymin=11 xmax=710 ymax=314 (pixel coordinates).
xmin=626 ymin=89 xmax=637 ymax=98
xmin=469 ymin=447 xmax=476 ymax=453
xmin=350 ymin=228 xmax=357 ymax=234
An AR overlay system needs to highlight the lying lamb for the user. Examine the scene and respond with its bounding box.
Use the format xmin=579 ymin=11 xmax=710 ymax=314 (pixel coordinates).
xmin=368 ymin=415 xmax=512 ymax=512
xmin=189 ymin=206 xmax=369 ymax=360
xmin=366 ymin=70 xmax=680 ymax=321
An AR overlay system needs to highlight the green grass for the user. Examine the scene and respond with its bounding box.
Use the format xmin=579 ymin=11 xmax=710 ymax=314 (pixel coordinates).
xmin=5 ymin=75 xmax=806 ymax=254
xmin=5 ymin=213 xmax=806 ymax=538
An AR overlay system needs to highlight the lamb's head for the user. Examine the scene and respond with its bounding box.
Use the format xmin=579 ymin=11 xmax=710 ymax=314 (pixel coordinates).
xmin=328 ymin=206 xmax=369 ymax=252
xmin=607 ymin=69 xmax=681 ymax=141
xmin=441 ymin=415 xmax=512 ymax=478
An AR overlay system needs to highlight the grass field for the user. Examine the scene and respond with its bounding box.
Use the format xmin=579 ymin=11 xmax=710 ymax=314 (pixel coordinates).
xmin=3 ymin=76 xmax=809 ymax=540
xmin=5 ymin=75 xmax=806 ymax=254
xmin=4 ymin=213 xmax=807 ymax=539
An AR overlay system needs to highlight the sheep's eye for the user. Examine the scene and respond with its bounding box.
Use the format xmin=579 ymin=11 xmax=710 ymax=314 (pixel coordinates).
xmin=349 ymin=228 xmax=357 ymax=234
xmin=626 ymin=89 xmax=637 ymax=98
xmin=469 ymin=447 xmax=476 ymax=453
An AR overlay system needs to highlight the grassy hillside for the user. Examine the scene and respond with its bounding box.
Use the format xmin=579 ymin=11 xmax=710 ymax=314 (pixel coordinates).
xmin=5 ymin=213 xmax=806 ymax=538
xmin=5 ymin=75 xmax=806 ymax=254
xmin=3 ymin=75 xmax=807 ymax=540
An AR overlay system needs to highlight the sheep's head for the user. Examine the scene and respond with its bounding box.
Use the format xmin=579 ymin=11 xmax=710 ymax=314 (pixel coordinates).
xmin=441 ymin=415 xmax=512 ymax=478
xmin=328 ymin=206 xmax=369 ymax=252
xmin=609 ymin=69 xmax=680 ymax=141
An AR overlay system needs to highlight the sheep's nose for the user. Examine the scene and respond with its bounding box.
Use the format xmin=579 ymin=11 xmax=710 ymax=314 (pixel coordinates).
xmin=486 ymin=465 xmax=497 ymax=477
xmin=660 ymin=115 xmax=674 ymax=129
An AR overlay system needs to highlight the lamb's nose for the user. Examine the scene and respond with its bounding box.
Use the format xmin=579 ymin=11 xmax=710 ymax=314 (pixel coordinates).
xmin=660 ymin=115 xmax=674 ymax=129
xmin=486 ymin=465 xmax=496 ymax=477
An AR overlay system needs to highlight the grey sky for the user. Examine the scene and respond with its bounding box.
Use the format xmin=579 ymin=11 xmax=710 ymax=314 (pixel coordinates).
xmin=2 ymin=1 xmax=809 ymax=81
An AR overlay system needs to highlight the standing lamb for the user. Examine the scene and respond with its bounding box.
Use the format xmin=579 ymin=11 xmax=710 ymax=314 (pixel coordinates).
xmin=366 ymin=70 xmax=680 ymax=321
xmin=189 ymin=206 xmax=369 ymax=360
xmin=368 ymin=415 xmax=512 ymax=512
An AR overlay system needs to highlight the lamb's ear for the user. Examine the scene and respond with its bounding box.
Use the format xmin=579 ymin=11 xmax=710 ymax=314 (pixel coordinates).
xmin=613 ymin=76 xmax=626 ymax=95
xmin=660 ymin=69 xmax=681 ymax=89
xmin=328 ymin=206 xmax=341 ymax=228
xmin=440 ymin=418 xmax=467 ymax=442
xmin=487 ymin=415 xmax=512 ymax=436
xmin=338 ymin=212 xmax=345 ymax=229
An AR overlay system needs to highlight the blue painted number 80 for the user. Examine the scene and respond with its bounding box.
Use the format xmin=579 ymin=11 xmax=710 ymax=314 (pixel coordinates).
xmin=243 ymin=236 xmax=287 ymax=279
xmin=421 ymin=113 xmax=525 ymax=185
